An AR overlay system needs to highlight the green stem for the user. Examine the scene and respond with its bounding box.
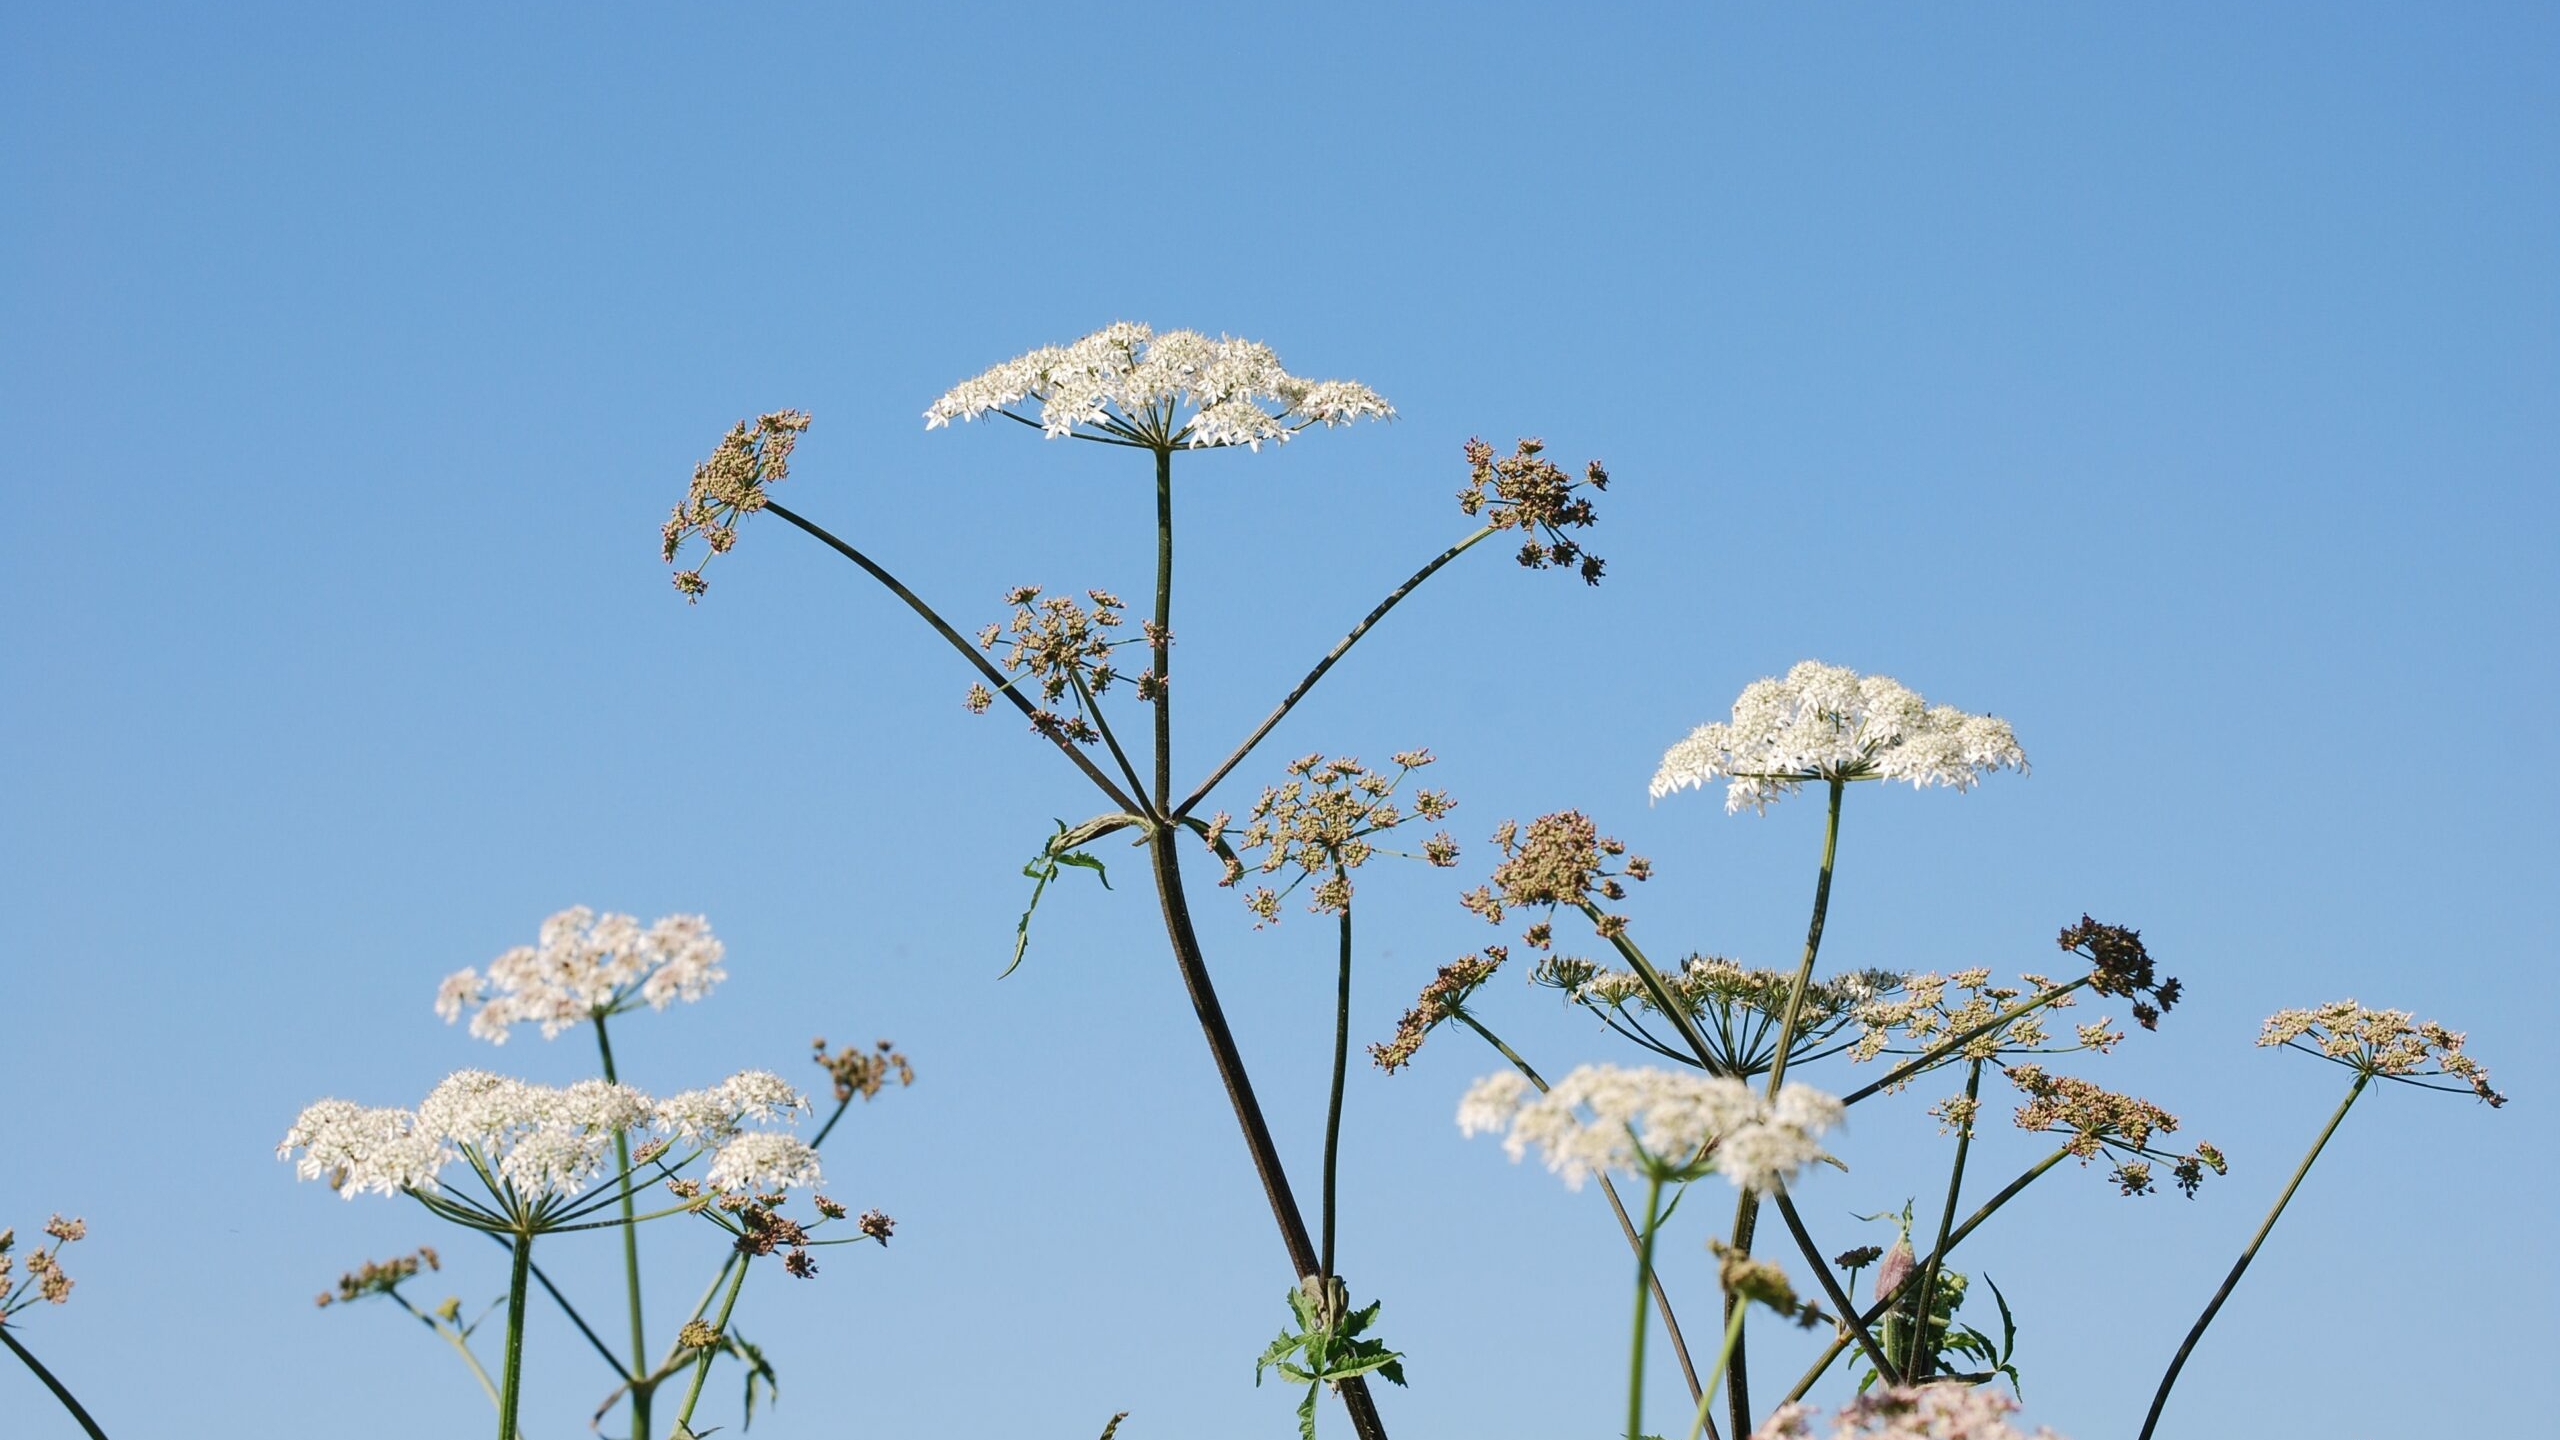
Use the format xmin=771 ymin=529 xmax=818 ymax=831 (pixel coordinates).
xmin=1175 ymin=524 xmax=1497 ymax=819
xmin=1685 ymin=1303 xmax=1752 ymax=1440
xmin=0 ymin=1325 xmax=112 ymax=1440
xmin=596 ymin=1018 xmax=651 ymax=1440
xmin=1454 ymin=1011 xmax=1707 ymax=1415
xmin=1780 ymin=1145 xmax=2072 ymax=1405
xmin=2138 ymin=1072 xmax=2368 ymax=1440
xmin=497 ymin=1231 xmax=535 ymax=1440
xmin=1729 ymin=774 xmax=1844 ymax=1439
xmin=1906 ymin=1059 xmax=1984 ymax=1380
xmin=672 ymin=1256 xmax=752 ymax=1438
xmin=1583 ymin=907 xmax=1727 ymax=1074
xmin=1629 ymin=1174 xmax=1667 ymax=1440
xmin=1151 ymin=447 xmax=1173 ymax=812
xmin=391 ymin=1291 xmax=508 ymax=1413
xmin=1321 ymin=877 xmax=1352 ymax=1282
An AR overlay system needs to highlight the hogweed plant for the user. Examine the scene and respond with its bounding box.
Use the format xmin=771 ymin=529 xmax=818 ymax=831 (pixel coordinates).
xmin=280 ymin=909 xmax=911 ymax=1440
xmin=660 ymin=335 xmax=2507 ymax=1439
xmin=0 ymin=1215 xmax=108 ymax=1440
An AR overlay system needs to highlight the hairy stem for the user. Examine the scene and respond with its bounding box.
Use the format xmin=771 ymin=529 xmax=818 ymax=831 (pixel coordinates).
xmin=2138 ymin=1072 xmax=2368 ymax=1440
xmin=497 ymin=1231 xmax=534 ymax=1440
xmin=1454 ymin=1011 xmax=1708 ymax=1418
xmin=0 ymin=1325 xmax=112 ymax=1440
xmin=1175 ymin=524 xmax=1497 ymax=818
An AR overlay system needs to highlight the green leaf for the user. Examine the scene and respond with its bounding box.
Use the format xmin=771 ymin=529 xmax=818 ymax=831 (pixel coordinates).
xmin=1005 ymin=820 xmax=1113 ymax=978
xmin=1295 ymin=1383 xmax=1320 ymax=1440
xmin=724 ymin=1330 xmax=777 ymax=1428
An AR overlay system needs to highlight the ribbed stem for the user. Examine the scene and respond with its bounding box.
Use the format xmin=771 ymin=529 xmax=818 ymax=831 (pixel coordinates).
xmin=672 ymin=1256 xmax=751 ymax=1437
xmin=1906 ymin=1058 xmax=1984 ymax=1379
xmin=497 ymin=1232 xmax=534 ymax=1440
xmin=1628 ymin=1174 xmax=1667 ymax=1440
xmin=1321 ymin=881 xmax=1352 ymax=1281
xmin=597 ymin=1016 xmax=650 ymax=1440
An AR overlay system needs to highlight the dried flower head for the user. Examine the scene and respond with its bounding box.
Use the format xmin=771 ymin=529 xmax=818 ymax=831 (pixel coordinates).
xmin=438 ymin=907 xmax=727 ymax=1044
xmin=1652 ymin=661 xmax=2027 ymax=814
xmin=0 ymin=1216 xmax=87 ymax=1321
xmin=925 ymin=322 xmax=1391 ymax=452
xmin=813 ymin=1036 xmax=916 ymax=1104
xmin=1372 ymin=949 xmax=1507 ymax=1073
xmin=1541 ymin=953 xmax=1901 ymax=1079
xmin=1232 ymin=751 xmax=1456 ymax=923
xmin=856 ymin=1209 xmax=896 ymax=1245
xmin=2057 ymin=916 xmax=2181 ymax=1030
xmin=2004 ymin=1064 xmax=2225 ymax=1197
xmin=1458 ymin=1064 xmax=1840 ymax=1191
xmin=2259 ymin=1000 xmax=2506 ymax=1106
xmin=1460 ymin=811 xmax=1649 ymax=941
xmin=663 ymin=410 xmax=812 ymax=600
xmin=1456 ymin=437 xmax=1610 ymax=583
xmin=968 ymin=585 xmax=1138 ymax=743
xmin=1710 ymin=1239 xmax=1820 ymax=1325
xmin=1849 ymin=963 xmax=2121 ymax=1083
xmin=315 ymin=1247 xmax=441 ymax=1308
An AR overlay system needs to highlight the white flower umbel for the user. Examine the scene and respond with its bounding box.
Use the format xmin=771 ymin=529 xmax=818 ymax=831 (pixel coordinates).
xmin=278 ymin=1099 xmax=449 ymax=1200
xmin=1651 ymin=660 xmax=2027 ymax=814
xmin=705 ymin=1132 xmax=824 ymax=1195
xmin=437 ymin=907 xmax=728 ymax=1043
xmin=924 ymin=322 xmax=1392 ymax=451
xmin=1456 ymin=1064 xmax=1840 ymax=1191
xmin=652 ymin=1070 xmax=812 ymax=1143
xmin=282 ymin=1072 xmax=654 ymax=1213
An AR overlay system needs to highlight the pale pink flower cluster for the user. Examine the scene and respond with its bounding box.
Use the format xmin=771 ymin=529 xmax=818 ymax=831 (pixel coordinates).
xmin=1652 ymin=661 xmax=2026 ymax=813
xmin=437 ymin=907 xmax=726 ymax=1043
xmin=1753 ymin=1387 xmax=2060 ymax=1440
xmin=924 ymin=322 xmax=1392 ymax=450
xmin=279 ymin=1068 xmax=818 ymax=1205
xmin=1457 ymin=1064 xmax=1841 ymax=1191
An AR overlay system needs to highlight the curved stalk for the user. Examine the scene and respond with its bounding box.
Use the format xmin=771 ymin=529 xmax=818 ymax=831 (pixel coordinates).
xmin=672 ymin=1256 xmax=752 ymax=1437
xmin=2138 ymin=1072 xmax=2368 ymax=1440
xmin=1454 ymin=1011 xmax=1707 ymax=1417
xmin=1175 ymin=524 xmax=1497 ymax=818
xmin=1905 ymin=1059 xmax=1984 ymax=1379
xmin=0 ymin=1326 xmax=112 ymax=1440
xmin=763 ymin=500 xmax=1139 ymax=815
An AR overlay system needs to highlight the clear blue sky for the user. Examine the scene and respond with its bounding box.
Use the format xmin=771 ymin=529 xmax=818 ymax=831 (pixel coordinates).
xmin=4 ymin=4 xmax=2552 ymax=1438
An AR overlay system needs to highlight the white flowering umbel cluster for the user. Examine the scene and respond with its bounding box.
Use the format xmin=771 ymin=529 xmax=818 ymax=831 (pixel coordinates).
xmin=1457 ymin=1064 xmax=1842 ymax=1192
xmin=279 ymin=1068 xmax=820 ymax=1223
xmin=924 ymin=322 xmax=1392 ymax=451
xmin=1651 ymin=660 xmax=2027 ymax=814
xmin=1752 ymin=1386 xmax=2062 ymax=1440
xmin=436 ymin=907 xmax=726 ymax=1043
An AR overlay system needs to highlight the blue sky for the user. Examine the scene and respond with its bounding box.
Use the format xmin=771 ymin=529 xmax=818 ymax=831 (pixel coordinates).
xmin=3 ymin=4 xmax=2552 ymax=1438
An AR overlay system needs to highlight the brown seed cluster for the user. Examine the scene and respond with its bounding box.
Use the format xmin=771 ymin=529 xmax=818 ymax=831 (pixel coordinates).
xmin=0 ymin=1216 xmax=87 ymax=1317
xmin=1851 ymin=969 xmax=2071 ymax=1071
xmin=2004 ymin=1064 xmax=2226 ymax=1197
xmin=2259 ymin=1000 xmax=2505 ymax=1106
xmin=2059 ymin=915 xmax=2181 ymax=1030
xmin=313 ymin=1246 xmax=442 ymax=1308
xmin=1457 ymin=437 xmax=1610 ymax=584
xmin=1710 ymin=1240 xmax=1826 ymax=1329
xmin=1460 ymin=811 xmax=1648 ymax=943
xmin=1225 ymin=751 xmax=1456 ymax=923
xmin=1371 ymin=949 xmax=1508 ymax=1073
xmin=967 ymin=586 xmax=1137 ymax=745
xmin=813 ymin=1036 xmax=916 ymax=1104
xmin=856 ymin=1209 xmax=896 ymax=1245
xmin=662 ymin=410 xmax=812 ymax=601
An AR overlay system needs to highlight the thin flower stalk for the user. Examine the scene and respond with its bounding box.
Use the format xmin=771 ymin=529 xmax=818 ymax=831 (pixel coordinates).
xmin=1684 ymin=1303 xmax=1751 ymax=1440
xmin=1905 ymin=1059 xmax=1983 ymax=1379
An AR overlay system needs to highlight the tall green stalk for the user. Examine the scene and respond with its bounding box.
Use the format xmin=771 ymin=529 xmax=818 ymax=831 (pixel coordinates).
xmin=0 ymin=1326 xmax=111 ymax=1440
xmin=1684 ymin=1303 xmax=1752 ymax=1440
xmin=1726 ymin=775 xmax=1846 ymax=1438
xmin=1906 ymin=1058 xmax=1984 ymax=1379
xmin=1628 ymin=1174 xmax=1667 ymax=1440
xmin=497 ymin=1231 xmax=535 ymax=1440
xmin=2139 ymin=1071 xmax=2369 ymax=1440
xmin=595 ymin=1016 xmax=649 ymax=1440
